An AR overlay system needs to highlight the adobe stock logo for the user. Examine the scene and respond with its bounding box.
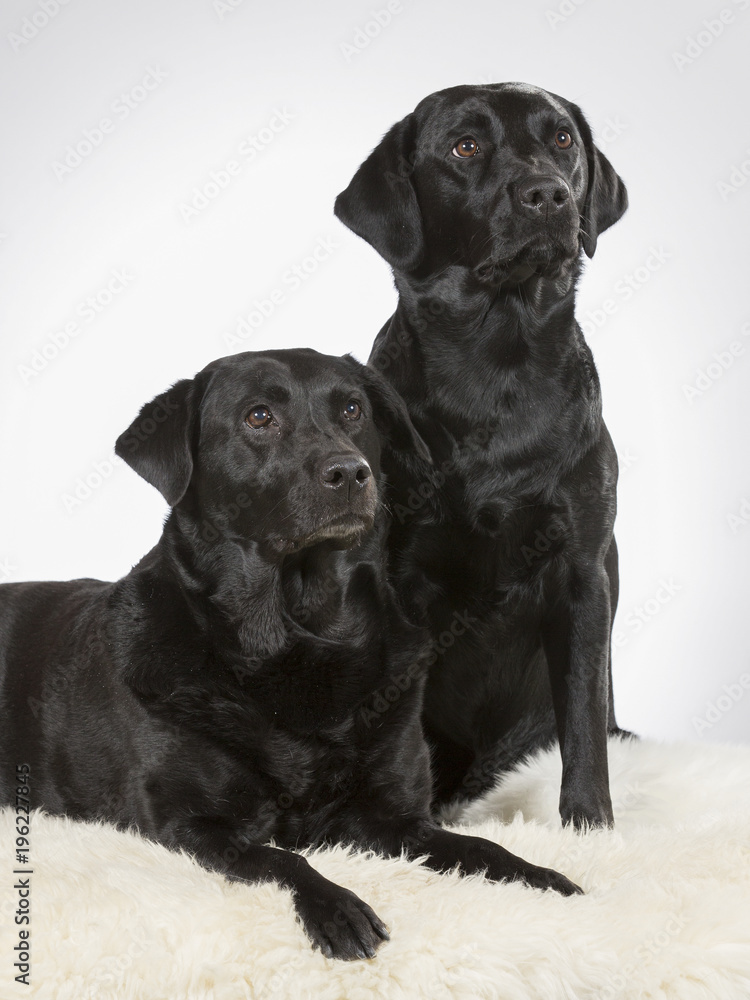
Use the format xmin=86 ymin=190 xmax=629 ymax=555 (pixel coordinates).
xmin=7 ymin=0 xmax=72 ymax=52
xmin=339 ymin=2 xmax=404 ymax=62
xmin=692 ymin=673 xmax=750 ymax=736
xmin=51 ymin=68 xmax=168 ymax=180
xmin=612 ymin=579 xmax=682 ymax=650
xmin=681 ymin=321 xmax=749 ymax=404
xmin=671 ymin=1 xmax=749 ymax=72
xmin=578 ymin=246 xmax=672 ymax=338
xmin=178 ymin=108 xmax=295 ymax=222
xmin=545 ymin=0 xmax=589 ymax=31
xmin=221 ymin=236 xmax=339 ymax=348
xmin=717 ymin=146 xmax=750 ymax=200
xmin=60 ymin=452 xmax=123 ymax=514
xmin=17 ymin=269 xmax=134 ymax=385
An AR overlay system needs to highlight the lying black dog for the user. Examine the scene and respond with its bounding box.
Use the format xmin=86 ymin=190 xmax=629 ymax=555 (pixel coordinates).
xmin=0 ymin=348 xmax=581 ymax=961
xmin=335 ymin=83 xmax=631 ymax=829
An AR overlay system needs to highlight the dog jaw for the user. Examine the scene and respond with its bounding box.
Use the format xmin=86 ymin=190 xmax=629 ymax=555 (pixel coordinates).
xmin=472 ymin=232 xmax=581 ymax=286
xmin=270 ymin=513 xmax=376 ymax=555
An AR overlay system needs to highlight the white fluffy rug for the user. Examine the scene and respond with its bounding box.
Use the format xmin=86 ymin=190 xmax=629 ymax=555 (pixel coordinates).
xmin=2 ymin=737 xmax=750 ymax=1000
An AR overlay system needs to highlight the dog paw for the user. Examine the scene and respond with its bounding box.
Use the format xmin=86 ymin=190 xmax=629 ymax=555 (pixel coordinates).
xmin=561 ymin=801 xmax=614 ymax=831
xmin=294 ymin=884 xmax=390 ymax=961
xmin=478 ymin=843 xmax=583 ymax=896
xmin=560 ymin=787 xmax=614 ymax=831
xmin=518 ymin=863 xmax=584 ymax=897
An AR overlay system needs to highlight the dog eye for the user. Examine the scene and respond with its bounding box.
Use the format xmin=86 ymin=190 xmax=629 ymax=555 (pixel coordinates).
xmin=246 ymin=406 xmax=273 ymax=428
xmin=343 ymin=400 xmax=362 ymax=421
xmin=555 ymin=130 xmax=573 ymax=149
xmin=452 ymin=137 xmax=479 ymax=158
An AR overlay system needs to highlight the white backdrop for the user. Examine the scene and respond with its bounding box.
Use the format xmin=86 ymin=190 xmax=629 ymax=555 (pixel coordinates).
xmin=1 ymin=0 xmax=748 ymax=745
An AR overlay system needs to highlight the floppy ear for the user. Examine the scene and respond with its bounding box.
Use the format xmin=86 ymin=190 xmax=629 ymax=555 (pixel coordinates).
xmin=559 ymin=99 xmax=628 ymax=258
xmin=570 ymin=104 xmax=628 ymax=257
xmin=115 ymin=378 xmax=200 ymax=505
xmin=345 ymin=357 xmax=431 ymax=464
xmin=334 ymin=113 xmax=425 ymax=273
xmin=581 ymin=142 xmax=628 ymax=258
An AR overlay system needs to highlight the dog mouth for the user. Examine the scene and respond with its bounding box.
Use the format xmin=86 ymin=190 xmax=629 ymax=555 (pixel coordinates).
xmin=473 ymin=232 xmax=581 ymax=285
xmin=273 ymin=514 xmax=375 ymax=554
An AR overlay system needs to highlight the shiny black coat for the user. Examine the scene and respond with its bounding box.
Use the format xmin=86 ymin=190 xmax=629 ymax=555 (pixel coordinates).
xmin=335 ymin=83 xmax=632 ymax=828
xmin=0 ymin=348 xmax=579 ymax=961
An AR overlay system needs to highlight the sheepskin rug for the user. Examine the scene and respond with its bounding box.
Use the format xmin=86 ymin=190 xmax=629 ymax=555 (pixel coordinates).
xmin=2 ymin=737 xmax=750 ymax=1000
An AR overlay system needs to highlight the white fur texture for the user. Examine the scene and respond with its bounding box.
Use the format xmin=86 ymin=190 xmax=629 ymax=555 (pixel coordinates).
xmin=2 ymin=738 xmax=750 ymax=999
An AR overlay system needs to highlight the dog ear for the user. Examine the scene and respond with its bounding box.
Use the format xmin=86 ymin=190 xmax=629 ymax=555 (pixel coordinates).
xmin=115 ymin=378 xmax=201 ymax=505
xmin=581 ymin=142 xmax=628 ymax=258
xmin=559 ymin=99 xmax=628 ymax=258
xmin=346 ymin=357 xmax=431 ymax=464
xmin=334 ymin=114 xmax=425 ymax=273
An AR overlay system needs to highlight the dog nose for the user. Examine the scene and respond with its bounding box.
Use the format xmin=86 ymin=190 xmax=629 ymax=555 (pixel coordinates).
xmin=320 ymin=454 xmax=372 ymax=498
xmin=517 ymin=175 xmax=570 ymax=212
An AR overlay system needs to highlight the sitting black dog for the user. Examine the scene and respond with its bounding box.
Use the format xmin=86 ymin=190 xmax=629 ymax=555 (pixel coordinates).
xmin=335 ymin=83 xmax=631 ymax=829
xmin=0 ymin=348 xmax=580 ymax=961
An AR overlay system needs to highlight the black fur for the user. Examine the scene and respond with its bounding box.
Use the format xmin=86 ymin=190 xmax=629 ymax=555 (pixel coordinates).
xmin=335 ymin=83 xmax=633 ymax=829
xmin=0 ymin=348 xmax=581 ymax=962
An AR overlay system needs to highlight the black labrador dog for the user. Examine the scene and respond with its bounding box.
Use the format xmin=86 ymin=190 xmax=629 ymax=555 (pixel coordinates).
xmin=0 ymin=348 xmax=580 ymax=962
xmin=335 ymin=83 xmax=631 ymax=829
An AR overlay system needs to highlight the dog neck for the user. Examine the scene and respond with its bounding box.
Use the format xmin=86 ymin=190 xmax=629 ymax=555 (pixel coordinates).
xmin=373 ymin=257 xmax=602 ymax=500
xmin=156 ymin=507 xmax=357 ymax=661
xmin=390 ymin=259 xmax=581 ymax=365
xmin=374 ymin=258 xmax=596 ymax=422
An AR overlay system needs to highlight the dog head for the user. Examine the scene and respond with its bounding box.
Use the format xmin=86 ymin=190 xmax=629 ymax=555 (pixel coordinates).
xmin=335 ymin=82 xmax=628 ymax=285
xmin=115 ymin=349 xmax=429 ymax=556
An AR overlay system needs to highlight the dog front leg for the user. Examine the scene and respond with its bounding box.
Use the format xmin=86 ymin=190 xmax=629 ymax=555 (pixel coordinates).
xmin=354 ymin=817 xmax=581 ymax=896
xmin=542 ymin=567 xmax=614 ymax=829
xmin=166 ymin=819 xmax=389 ymax=960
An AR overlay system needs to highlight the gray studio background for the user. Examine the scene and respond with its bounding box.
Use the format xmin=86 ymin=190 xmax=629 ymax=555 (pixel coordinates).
xmin=1 ymin=0 xmax=748 ymax=744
